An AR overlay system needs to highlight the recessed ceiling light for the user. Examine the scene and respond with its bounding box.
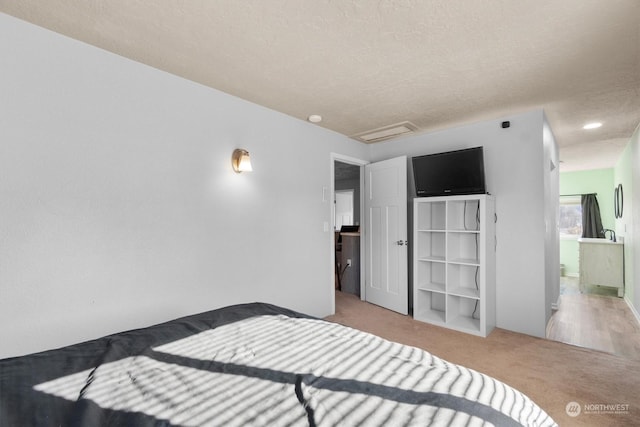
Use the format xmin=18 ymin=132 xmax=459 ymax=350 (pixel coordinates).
xmin=583 ymin=122 xmax=602 ymax=130
xmin=308 ymin=114 xmax=322 ymax=123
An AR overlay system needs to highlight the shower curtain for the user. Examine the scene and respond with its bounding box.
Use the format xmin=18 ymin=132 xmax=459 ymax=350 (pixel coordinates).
xmin=581 ymin=194 xmax=603 ymax=238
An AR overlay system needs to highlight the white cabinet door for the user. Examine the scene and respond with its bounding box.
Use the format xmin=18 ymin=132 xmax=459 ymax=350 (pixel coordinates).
xmin=579 ymin=241 xmax=624 ymax=296
xmin=334 ymin=190 xmax=354 ymax=229
xmin=364 ymin=156 xmax=408 ymax=315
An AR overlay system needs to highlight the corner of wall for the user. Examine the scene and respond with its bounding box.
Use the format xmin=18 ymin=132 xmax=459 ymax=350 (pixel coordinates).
xmin=614 ymin=122 xmax=639 ymax=318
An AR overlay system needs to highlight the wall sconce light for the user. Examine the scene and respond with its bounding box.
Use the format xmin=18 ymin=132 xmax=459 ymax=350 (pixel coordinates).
xmin=231 ymin=149 xmax=253 ymax=173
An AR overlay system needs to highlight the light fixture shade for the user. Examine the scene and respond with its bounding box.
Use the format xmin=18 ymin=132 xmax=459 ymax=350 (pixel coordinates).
xmin=232 ymin=149 xmax=253 ymax=173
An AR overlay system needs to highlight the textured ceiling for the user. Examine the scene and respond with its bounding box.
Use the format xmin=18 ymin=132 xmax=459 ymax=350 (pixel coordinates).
xmin=1 ymin=0 xmax=638 ymax=171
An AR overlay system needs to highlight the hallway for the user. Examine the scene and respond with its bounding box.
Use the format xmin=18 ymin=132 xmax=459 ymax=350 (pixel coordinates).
xmin=546 ymin=276 xmax=640 ymax=360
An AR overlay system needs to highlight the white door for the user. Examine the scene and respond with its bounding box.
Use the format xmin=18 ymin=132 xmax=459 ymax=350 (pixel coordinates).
xmin=335 ymin=190 xmax=354 ymax=229
xmin=364 ymin=156 xmax=408 ymax=314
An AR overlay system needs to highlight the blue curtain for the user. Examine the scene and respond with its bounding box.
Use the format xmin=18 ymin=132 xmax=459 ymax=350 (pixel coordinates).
xmin=581 ymin=194 xmax=603 ymax=238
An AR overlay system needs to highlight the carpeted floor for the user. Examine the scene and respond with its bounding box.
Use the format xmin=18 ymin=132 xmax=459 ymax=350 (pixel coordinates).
xmin=325 ymin=291 xmax=640 ymax=426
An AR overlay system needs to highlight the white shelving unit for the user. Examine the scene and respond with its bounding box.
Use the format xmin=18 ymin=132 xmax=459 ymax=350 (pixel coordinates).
xmin=413 ymin=195 xmax=495 ymax=337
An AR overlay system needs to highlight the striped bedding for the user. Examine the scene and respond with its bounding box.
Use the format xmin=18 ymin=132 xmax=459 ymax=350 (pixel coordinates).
xmin=0 ymin=303 xmax=556 ymax=426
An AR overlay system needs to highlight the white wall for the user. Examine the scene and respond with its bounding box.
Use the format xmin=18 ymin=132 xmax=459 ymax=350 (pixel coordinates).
xmin=615 ymin=123 xmax=640 ymax=317
xmin=369 ymin=110 xmax=550 ymax=337
xmin=0 ymin=13 xmax=368 ymax=358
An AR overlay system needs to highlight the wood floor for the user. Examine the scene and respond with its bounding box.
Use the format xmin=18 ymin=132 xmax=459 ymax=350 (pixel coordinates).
xmin=546 ymin=276 xmax=640 ymax=360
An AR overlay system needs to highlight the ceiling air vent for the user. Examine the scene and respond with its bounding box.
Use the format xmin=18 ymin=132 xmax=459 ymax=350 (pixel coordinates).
xmin=352 ymin=121 xmax=419 ymax=143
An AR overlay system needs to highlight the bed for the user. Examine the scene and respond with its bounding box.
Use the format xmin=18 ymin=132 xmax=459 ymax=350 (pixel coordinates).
xmin=0 ymin=303 xmax=556 ymax=426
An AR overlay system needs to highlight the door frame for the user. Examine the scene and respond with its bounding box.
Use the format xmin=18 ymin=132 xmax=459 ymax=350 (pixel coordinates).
xmin=330 ymin=153 xmax=368 ymax=314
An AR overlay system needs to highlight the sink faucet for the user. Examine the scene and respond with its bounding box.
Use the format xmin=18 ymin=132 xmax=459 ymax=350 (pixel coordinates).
xmin=602 ymin=229 xmax=616 ymax=242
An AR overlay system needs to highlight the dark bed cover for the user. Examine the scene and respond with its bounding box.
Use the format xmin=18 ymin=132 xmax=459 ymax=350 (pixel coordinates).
xmin=0 ymin=303 xmax=556 ymax=426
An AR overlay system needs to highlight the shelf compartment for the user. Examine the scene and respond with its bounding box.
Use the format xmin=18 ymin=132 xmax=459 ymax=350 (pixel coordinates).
xmin=416 ymin=231 xmax=446 ymax=261
xmin=447 ymin=232 xmax=479 ymax=265
xmin=447 ymin=199 xmax=481 ymax=231
xmin=447 ymin=295 xmax=481 ymax=333
xmin=416 ymin=261 xmax=446 ymax=293
xmin=447 ymin=264 xmax=480 ymax=299
xmin=416 ymin=201 xmax=446 ymax=231
xmin=414 ymin=290 xmax=446 ymax=324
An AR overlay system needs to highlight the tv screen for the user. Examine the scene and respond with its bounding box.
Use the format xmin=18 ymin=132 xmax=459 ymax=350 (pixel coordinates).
xmin=412 ymin=147 xmax=486 ymax=197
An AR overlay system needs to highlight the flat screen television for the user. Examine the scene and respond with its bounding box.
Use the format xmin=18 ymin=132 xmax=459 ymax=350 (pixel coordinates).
xmin=412 ymin=146 xmax=486 ymax=197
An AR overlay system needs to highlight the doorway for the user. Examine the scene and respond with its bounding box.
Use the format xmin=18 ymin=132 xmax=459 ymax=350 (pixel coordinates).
xmin=549 ymin=193 xmax=640 ymax=358
xmin=330 ymin=153 xmax=410 ymax=317
xmin=333 ymin=159 xmax=363 ymax=301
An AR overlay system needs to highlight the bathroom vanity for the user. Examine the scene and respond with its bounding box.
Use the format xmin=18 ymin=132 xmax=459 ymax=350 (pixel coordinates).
xmin=578 ymin=238 xmax=624 ymax=297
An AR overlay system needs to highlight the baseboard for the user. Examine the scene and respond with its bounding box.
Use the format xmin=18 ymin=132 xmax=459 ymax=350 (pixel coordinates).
xmin=624 ymin=296 xmax=640 ymax=326
xmin=562 ymin=273 xmax=579 ymax=278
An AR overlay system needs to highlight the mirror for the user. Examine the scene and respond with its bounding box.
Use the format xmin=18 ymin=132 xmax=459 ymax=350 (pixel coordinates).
xmin=614 ymin=184 xmax=623 ymax=219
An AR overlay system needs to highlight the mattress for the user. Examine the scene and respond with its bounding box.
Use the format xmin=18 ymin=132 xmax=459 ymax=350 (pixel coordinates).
xmin=0 ymin=303 xmax=556 ymax=426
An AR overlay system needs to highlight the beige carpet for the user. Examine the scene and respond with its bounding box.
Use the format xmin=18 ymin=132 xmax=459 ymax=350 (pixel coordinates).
xmin=325 ymin=291 xmax=640 ymax=426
